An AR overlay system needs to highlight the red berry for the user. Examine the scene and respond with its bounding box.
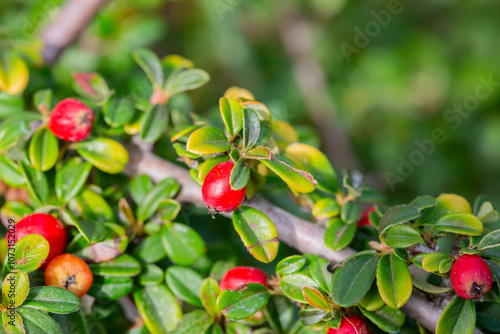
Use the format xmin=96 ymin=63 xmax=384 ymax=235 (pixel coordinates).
xmin=8 ymin=213 xmax=67 ymax=268
xmin=357 ymin=206 xmax=376 ymax=227
xmin=451 ymin=254 xmax=492 ymax=300
xmin=49 ymin=98 xmax=94 ymax=142
xmin=220 ymin=266 xmax=268 ymax=290
xmin=202 ymin=161 xmax=246 ymax=213
xmin=45 ymin=254 xmax=93 ymax=298
xmin=328 ymin=316 xmax=370 ymax=334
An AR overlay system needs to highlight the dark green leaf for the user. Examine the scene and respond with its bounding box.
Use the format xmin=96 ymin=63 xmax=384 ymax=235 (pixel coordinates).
xmin=229 ymin=159 xmax=250 ymax=191
xmin=324 ymin=219 xmax=356 ymax=251
xmin=384 ymin=225 xmax=421 ymax=248
xmin=133 ymin=49 xmax=163 ymax=86
xmin=378 ymin=205 xmax=421 ymax=235
xmin=276 ymin=256 xmax=306 ymax=276
xmin=219 ymin=97 xmax=243 ymax=139
xmin=242 ymin=108 xmax=260 ymax=149
xmin=359 ymin=305 xmax=405 ymax=334
xmin=88 ymin=276 xmax=133 ymax=300
xmin=87 ymin=254 xmax=141 ymax=277
xmin=436 ymin=296 xmax=475 ymax=334
xmin=19 ymin=161 xmax=48 ymax=206
xmin=140 ymin=105 xmax=168 ymax=143
xmin=478 ymin=230 xmax=500 ymax=250
xmin=103 ymin=97 xmax=135 ymax=127
xmin=217 ymin=283 xmax=270 ymax=320
xmin=137 ymin=178 xmax=179 ymax=222
xmin=23 ymin=286 xmax=80 ymax=314
xmin=55 ymin=158 xmax=92 ymax=203
xmin=165 ymin=266 xmax=203 ymax=307
xmin=171 ymin=310 xmax=213 ymax=334
xmin=18 ymin=308 xmax=63 ymax=334
xmin=161 ymin=223 xmax=205 ymax=266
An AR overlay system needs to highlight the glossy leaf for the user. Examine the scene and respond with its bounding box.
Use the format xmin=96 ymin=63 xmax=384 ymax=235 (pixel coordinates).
xmin=137 ymin=178 xmax=179 ymax=222
xmin=244 ymin=146 xmax=272 ymax=160
xmin=3 ymin=270 xmax=29 ymax=308
xmin=217 ymin=283 xmax=270 ymax=320
xmin=23 ymin=286 xmax=80 ymax=314
xmin=165 ymin=266 xmax=203 ymax=307
xmin=50 ymin=309 xmax=88 ymax=334
xmin=324 ymin=219 xmax=356 ymax=251
xmin=129 ymin=174 xmax=153 ymax=204
xmin=60 ymin=209 xmax=91 ymax=243
xmin=18 ymin=308 xmax=63 ymax=334
xmin=171 ymin=310 xmax=213 ymax=334
xmin=303 ymin=287 xmax=329 ymax=310
xmin=165 ymin=69 xmax=210 ymax=96
xmin=276 ymin=256 xmax=306 ymax=276
xmin=280 ymin=274 xmax=319 ymax=303
xmin=384 ymin=225 xmax=421 ymax=248
xmin=359 ymin=305 xmax=405 ymax=334
xmin=29 ymin=128 xmax=59 ymax=171
xmin=88 ymin=276 xmax=133 ymax=300
xmin=436 ymin=296 xmax=475 ymax=334
xmin=219 ymin=97 xmax=243 ymax=139
xmin=312 ymin=199 xmax=340 ymax=219
xmin=411 ymin=276 xmax=453 ymax=294
xmin=133 ymin=49 xmax=163 ymax=86
xmin=161 ymin=223 xmax=205 ymax=266
xmin=360 ymin=284 xmax=385 ymax=311
xmin=378 ymin=204 xmax=421 ymax=235
xmin=242 ymin=108 xmax=260 ymax=149
xmin=139 ymin=263 xmax=164 ymax=286
xmin=285 ymin=143 xmax=338 ymax=193
xmin=376 ymin=254 xmax=412 ymax=309
xmin=410 ymin=195 xmax=436 ymax=211
xmin=233 ymin=207 xmax=279 ymax=263
xmin=478 ymin=230 xmax=500 ymax=250
xmin=434 ymin=213 xmax=483 ymax=236
xmin=229 ymin=159 xmax=250 ymax=191
xmin=76 ymin=138 xmax=129 ymax=174
xmin=19 ymin=161 xmax=48 ymax=206
xmin=133 ymin=235 xmax=167 ymax=264
xmin=103 ymin=97 xmax=135 ymax=127
xmin=3 ymin=234 xmax=49 ymax=275
xmin=55 ymin=157 xmax=92 ymax=203
xmin=74 ymin=188 xmax=115 ymax=223
xmin=417 ymin=193 xmax=472 ymax=226
xmin=186 ymin=127 xmax=231 ymax=155
xmin=309 ymin=258 xmax=333 ymax=293
xmin=157 ymin=199 xmax=181 ymax=221
xmin=260 ymin=158 xmax=316 ymax=194
xmin=133 ymin=285 xmax=182 ymax=333
xmin=0 ymin=155 xmax=24 ymax=187
xmin=87 ymin=254 xmax=141 ymax=277
xmin=140 ymin=104 xmax=168 ymax=143
xmin=331 ymin=251 xmax=378 ymax=307
xmin=200 ymin=278 xmax=221 ymax=318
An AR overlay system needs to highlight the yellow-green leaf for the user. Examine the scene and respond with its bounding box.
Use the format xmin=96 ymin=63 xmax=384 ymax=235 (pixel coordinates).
xmin=186 ymin=127 xmax=231 ymax=155
xmin=76 ymin=138 xmax=129 ymax=174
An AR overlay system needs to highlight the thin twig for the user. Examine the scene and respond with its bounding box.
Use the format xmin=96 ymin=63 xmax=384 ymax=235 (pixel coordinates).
xmin=40 ymin=0 xmax=109 ymax=65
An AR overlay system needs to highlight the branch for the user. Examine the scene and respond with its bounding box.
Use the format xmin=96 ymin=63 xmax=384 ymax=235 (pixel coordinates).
xmin=40 ymin=0 xmax=108 ymax=65
xmin=124 ymin=145 xmax=446 ymax=332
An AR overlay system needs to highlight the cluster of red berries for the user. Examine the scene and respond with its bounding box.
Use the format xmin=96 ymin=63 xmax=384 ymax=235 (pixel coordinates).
xmin=48 ymin=98 xmax=94 ymax=142
xmin=8 ymin=213 xmax=93 ymax=298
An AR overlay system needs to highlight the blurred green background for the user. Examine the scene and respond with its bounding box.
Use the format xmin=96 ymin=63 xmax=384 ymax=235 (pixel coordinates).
xmin=2 ymin=0 xmax=500 ymax=206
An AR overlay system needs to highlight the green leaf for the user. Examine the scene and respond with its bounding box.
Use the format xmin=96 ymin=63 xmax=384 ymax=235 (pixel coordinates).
xmin=137 ymin=178 xmax=179 ymax=222
xmin=55 ymin=158 xmax=92 ymax=203
xmin=219 ymin=97 xmax=243 ymax=139
xmin=0 ymin=120 xmax=29 ymax=152
xmin=74 ymin=188 xmax=115 ymax=223
xmin=439 ymin=258 xmax=454 ymax=274
xmin=260 ymin=157 xmax=316 ymax=194
xmin=435 ymin=213 xmax=483 ymax=236
xmin=298 ymin=307 xmax=327 ymax=326
xmin=140 ymin=104 xmax=168 ymax=143
xmin=171 ymin=310 xmax=213 ymax=334
xmin=217 ymin=283 xmax=270 ymax=320
xmin=243 ymin=146 xmax=272 ymax=160
xmin=436 ymin=296 xmax=475 ymax=334
xmin=170 ymin=124 xmax=204 ymax=142
xmin=411 ymin=275 xmax=453 ymax=294
xmin=22 ymin=286 xmax=80 ymax=314
xmin=285 ymin=143 xmax=338 ymax=193
xmin=133 ymin=49 xmax=163 ymax=86
xmin=60 ymin=209 xmax=91 ymax=243
xmin=3 ymin=234 xmax=49 ymax=276
xmin=478 ymin=230 xmax=500 ymax=250
xmin=133 ymin=235 xmax=166 ymax=264
xmin=2 ymin=309 xmax=24 ymax=334
xmin=158 ymin=199 xmax=181 ymax=221
xmin=200 ymin=278 xmax=221 ymax=318
xmin=476 ymin=201 xmax=499 ymax=223
xmin=410 ymin=195 xmax=437 ymax=211
xmin=359 ymin=284 xmax=385 ymax=311
xmin=302 ymin=287 xmax=329 ymax=310
xmin=312 ymin=199 xmax=340 ymax=219
xmin=165 ymin=266 xmax=203 ymax=307
xmin=18 ymin=308 xmax=63 ymax=334
xmin=340 ymin=201 xmax=361 ymax=225
xmin=129 ymin=174 xmax=153 ymax=205
xmin=3 ymin=270 xmax=29 ymax=308
xmin=19 ymin=161 xmax=48 ymax=206
xmin=384 ymin=225 xmax=421 ymax=248
xmin=51 ymin=309 xmax=88 ymax=334
xmin=324 ymin=219 xmax=356 ymax=251
xmin=378 ymin=205 xmax=421 ymax=235
xmin=76 ymin=138 xmax=129 ymax=174
xmin=0 ymin=155 xmax=24 ymax=187
xmin=174 ymin=143 xmax=202 ymax=159
xmin=72 ymin=72 xmax=111 ymax=104
xmin=233 ymin=207 xmax=279 ymax=263
xmin=309 ymin=258 xmax=333 ymax=293
xmin=186 ymin=127 xmax=231 ymax=155
xmin=359 ymin=305 xmax=405 ymax=334
xmin=161 ymin=223 xmax=205 ymax=266
xmin=138 ymin=264 xmax=164 ymax=286
xmin=376 ymin=254 xmax=412 ymax=309
xmin=133 ymin=285 xmax=182 ymax=333
xmin=87 ymin=254 xmax=141 ymax=277
xmin=88 ymin=276 xmax=133 ymax=300
xmin=280 ymin=274 xmax=319 ymax=303
xmin=103 ymin=97 xmax=135 ymax=127
xmin=330 ymin=251 xmax=378 ymax=307
xmin=165 ymin=69 xmax=210 ymax=96
xmin=74 ymin=224 xmax=127 ymax=263
xmin=28 ymin=128 xmax=58 ymax=171
xmin=198 ymin=156 xmax=230 ymax=182
xmin=229 ymin=159 xmax=250 ymax=191
xmin=242 ymin=108 xmax=260 ymax=149
xmin=276 ymin=256 xmax=306 ymax=276
xmin=417 ymin=194 xmax=472 ymax=226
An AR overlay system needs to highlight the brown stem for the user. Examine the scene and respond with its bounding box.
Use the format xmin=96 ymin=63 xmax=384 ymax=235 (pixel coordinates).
xmin=40 ymin=0 xmax=109 ymax=65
